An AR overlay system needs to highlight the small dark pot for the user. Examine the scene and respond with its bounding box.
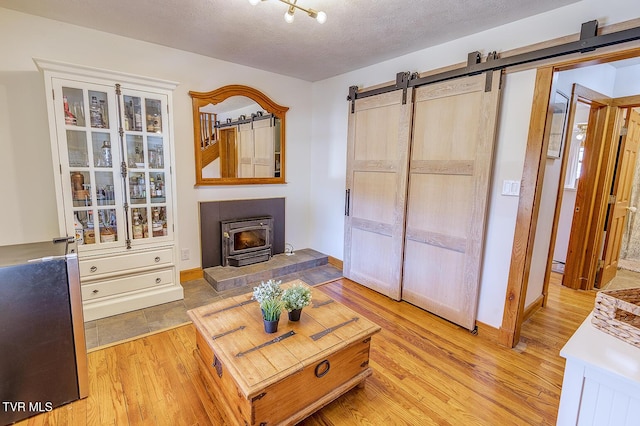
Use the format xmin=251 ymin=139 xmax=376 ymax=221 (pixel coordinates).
xmin=288 ymin=308 xmax=302 ymax=322
xmin=263 ymin=318 xmax=279 ymax=333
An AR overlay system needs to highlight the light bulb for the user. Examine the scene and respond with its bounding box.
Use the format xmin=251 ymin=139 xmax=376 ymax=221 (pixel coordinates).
xmin=316 ymin=11 xmax=327 ymax=24
xmin=248 ymin=0 xmax=260 ymax=5
xmin=284 ymin=10 xmax=295 ymax=23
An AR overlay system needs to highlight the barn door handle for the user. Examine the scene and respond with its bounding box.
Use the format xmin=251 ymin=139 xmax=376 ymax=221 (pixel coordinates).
xmin=345 ymin=189 xmax=351 ymax=216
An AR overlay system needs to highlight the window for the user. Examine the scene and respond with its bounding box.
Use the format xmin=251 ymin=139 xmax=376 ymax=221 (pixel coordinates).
xmin=565 ymin=127 xmax=586 ymax=190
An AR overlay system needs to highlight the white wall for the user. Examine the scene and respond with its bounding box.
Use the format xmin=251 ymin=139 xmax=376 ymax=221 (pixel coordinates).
xmin=554 ymin=189 xmax=577 ymax=263
xmin=526 ymin=158 xmax=561 ymax=307
xmin=0 ymin=8 xmax=314 ymax=271
xmin=557 ymin=64 xmax=617 ymax=98
xmin=310 ymin=0 xmax=640 ymax=328
xmin=613 ymin=64 xmax=640 ymax=97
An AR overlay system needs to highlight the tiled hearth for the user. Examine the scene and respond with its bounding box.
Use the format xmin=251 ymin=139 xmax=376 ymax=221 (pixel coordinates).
xmin=83 ymin=250 xmax=342 ymax=350
xmin=203 ymin=248 xmax=330 ymax=291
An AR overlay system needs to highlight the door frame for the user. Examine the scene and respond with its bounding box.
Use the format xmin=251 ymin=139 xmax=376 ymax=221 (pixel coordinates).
xmin=561 ymin=85 xmax=614 ymax=291
xmin=596 ymin=104 xmax=640 ymax=287
xmin=500 ymin=46 xmax=640 ymax=348
xmin=539 ymin=85 xmax=611 ymax=306
xmin=542 ymin=91 xmax=640 ymax=298
xmin=218 ymin=127 xmax=237 ymax=178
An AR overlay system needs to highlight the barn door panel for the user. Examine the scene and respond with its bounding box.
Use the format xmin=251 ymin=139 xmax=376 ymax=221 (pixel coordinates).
xmin=401 ymin=71 xmax=502 ymax=330
xmin=252 ymin=119 xmax=275 ymax=177
xmin=343 ymin=90 xmax=412 ymax=300
xmin=237 ymin=123 xmax=253 ymax=177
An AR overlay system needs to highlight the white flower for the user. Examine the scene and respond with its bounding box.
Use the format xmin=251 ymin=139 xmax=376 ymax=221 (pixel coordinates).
xmin=252 ymin=279 xmax=283 ymax=304
xmin=281 ymin=284 xmax=312 ymax=311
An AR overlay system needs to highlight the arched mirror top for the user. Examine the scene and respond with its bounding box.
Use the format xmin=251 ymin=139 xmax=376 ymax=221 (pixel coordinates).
xmin=190 ymin=85 xmax=288 ymax=185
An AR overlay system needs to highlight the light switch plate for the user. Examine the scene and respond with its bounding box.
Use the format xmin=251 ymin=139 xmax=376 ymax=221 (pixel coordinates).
xmin=181 ymin=248 xmax=190 ymax=260
xmin=502 ymin=180 xmax=521 ymax=196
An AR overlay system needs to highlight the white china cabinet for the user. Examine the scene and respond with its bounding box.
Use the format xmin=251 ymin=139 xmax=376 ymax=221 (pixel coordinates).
xmin=36 ymin=59 xmax=183 ymax=321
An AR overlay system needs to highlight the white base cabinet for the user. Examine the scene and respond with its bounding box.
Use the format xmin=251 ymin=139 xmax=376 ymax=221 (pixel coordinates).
xmin=79 ymin=246 xmax=181 ymax=321
xmin=558 ymin=315 xmax=640 ymax=425
xmin=36 ymin=59 xmax=183 ymax=321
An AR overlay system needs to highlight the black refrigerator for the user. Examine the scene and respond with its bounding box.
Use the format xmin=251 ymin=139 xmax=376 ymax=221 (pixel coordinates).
xmin=0 ymin=239 xmax=88 ymax=425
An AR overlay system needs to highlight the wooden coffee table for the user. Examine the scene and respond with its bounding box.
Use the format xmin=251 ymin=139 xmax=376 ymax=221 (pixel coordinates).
xmin=188 ymin=279 xmax=381 ymax=426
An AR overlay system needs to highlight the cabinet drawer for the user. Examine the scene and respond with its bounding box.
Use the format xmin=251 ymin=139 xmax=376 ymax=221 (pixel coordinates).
xmin=81 ymin=268 xmax=173 ymax=301
xmin=79 ymin=248 xmax=173 ymax=278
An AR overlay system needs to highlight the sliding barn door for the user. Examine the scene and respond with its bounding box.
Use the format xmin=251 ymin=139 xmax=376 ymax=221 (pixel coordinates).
xmin=237 ymin=121 xmax=275 ymax=178
xmin=237 ymin=123 xmax=253 ymax=177
xmin=252 ymin=119 xmax=275 ymax=177
xmin=401 ymin=71 xmax=502 ymax=330
xmin=343 ymin=90 xmax=413 ymax=300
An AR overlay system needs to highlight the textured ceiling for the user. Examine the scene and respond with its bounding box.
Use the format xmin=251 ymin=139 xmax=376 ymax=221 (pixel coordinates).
xmin=0 ymin=0 xmax=580 ymax=81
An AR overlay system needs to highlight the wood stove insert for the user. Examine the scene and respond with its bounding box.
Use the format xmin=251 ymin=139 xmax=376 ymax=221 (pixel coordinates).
xmin=221 ymin=216 xmax=274 ymax=267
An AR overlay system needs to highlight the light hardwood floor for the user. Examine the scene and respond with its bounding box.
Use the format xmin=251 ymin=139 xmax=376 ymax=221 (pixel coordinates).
xmin=17 ymin=275 xmax=596 ymax=425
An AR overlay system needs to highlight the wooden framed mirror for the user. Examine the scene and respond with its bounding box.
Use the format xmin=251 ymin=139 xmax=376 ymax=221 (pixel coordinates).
xmin=189 ymin=85 xmax=288 ymax=185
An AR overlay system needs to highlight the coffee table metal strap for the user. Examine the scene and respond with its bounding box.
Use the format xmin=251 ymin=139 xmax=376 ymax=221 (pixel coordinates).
xmin=235 ymin=330 xmax=296 ymax=357
xmin=212 ymin=325 xmax=246 ymax=339
xmin=203 ymin=299 xmax=255 ymax=317
xmin=310 ymin=317 xmax=359 ymax=341
xmin=312 ymin=299 xmax=334 ymax=308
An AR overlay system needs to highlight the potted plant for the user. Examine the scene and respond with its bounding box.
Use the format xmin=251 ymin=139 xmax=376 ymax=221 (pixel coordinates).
xmin=281 ymin=284 xmax=312 ymax=321
xmin=253 ymin=279 xmax=284 ymax=333
xmin=259 ymin=296 xmax=284 ymax=333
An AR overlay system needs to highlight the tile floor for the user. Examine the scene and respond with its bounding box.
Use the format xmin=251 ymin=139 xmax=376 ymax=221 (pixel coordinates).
xmin=602 ymin=268 xmax=640 ymax=290
xmin=83 ymin=263 xmax=343 ymax=350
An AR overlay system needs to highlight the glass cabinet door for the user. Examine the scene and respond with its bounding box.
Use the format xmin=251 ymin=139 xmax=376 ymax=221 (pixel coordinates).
xmin=53 ymin=80 xmax=172 ymax=250
xmin=56 ymin=81 xmax=122 ymax=251
xmin=121 ymin=89 xmax=172 ymax=243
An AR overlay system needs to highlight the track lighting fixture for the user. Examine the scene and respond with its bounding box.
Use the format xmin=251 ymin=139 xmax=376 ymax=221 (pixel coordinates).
xmin=248 ymin=0 xmax=327 ymax=24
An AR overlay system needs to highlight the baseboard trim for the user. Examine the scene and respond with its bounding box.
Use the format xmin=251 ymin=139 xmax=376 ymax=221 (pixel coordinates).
xmin=491 ymin=296 xmax=543 ymax=349
xmin=523 ymin=295 xmax=544 ymax=322
xmin=180 ymin=268 xmax=204 ymax=282
xmin=475 ymin=321 xmax=502 ymax=345
xmin=328 ymin=256 xmax=343 ymax=270
xmin=498 ymin=328 xmax=515 ymax=348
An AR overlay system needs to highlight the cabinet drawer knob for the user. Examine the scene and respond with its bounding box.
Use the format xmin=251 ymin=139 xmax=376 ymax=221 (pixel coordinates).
xmin=92 ymin=289 xmax=99 ymax=294
xmin=154 ymin=256 xmax=161 ymax=262
xmin=90 ymin=266 xmax=98 ymax=273
xmin=315 ymin=360 xmax=331 ymax=378
xmin=155 ymin=277 xmax=161 ymax=284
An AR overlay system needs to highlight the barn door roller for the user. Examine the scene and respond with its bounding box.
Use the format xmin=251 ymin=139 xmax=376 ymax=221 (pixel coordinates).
xmin=348 ymin=70 xmax=415 ymax=113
